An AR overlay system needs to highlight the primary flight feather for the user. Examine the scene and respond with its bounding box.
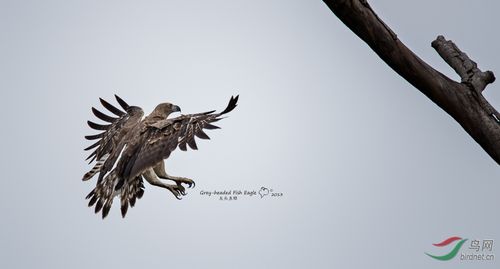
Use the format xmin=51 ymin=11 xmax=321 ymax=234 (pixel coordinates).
xmin=82 ymin=94 xmax=239 ymax=218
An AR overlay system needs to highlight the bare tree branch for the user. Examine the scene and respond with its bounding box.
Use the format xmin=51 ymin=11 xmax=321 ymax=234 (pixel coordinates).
xmin=324 ymin=0 xmax=500 ymax=164
xmin=431 ymin=36 xmax=495 ymax=93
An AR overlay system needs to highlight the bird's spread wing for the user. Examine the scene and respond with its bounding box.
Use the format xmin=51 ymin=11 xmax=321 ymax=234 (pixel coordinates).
xmin=122 ymin=95 xmax=239 ymax=180
xmin=82 ymin=95 xmax=144 ymax=181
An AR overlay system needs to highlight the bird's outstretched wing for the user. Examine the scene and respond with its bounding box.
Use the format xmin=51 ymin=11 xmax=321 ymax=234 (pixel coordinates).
xmin=121 ymin=95 xmax=239 ymax=180
xmin=82 ymin=95 xmax=144 ymax=181
xmin=83 ymin=95 xmax=145 ymax=218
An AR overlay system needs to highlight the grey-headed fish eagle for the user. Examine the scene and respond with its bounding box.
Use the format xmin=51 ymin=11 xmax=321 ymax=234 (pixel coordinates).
xmin=82 ymin=94 xmax=238 ymax=218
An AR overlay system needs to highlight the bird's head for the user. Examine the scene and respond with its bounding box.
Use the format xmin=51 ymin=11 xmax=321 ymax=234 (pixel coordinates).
xmin=152 ymin=103 xmax=181 ymax=118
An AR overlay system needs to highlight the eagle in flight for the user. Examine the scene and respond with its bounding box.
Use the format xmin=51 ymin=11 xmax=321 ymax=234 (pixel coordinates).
xmin=82 ymin=94 xmax=238 ymax=218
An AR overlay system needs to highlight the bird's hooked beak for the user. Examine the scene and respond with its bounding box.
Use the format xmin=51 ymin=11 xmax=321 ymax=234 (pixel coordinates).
xmin=172 ymin=105 xmax=181 ymax=113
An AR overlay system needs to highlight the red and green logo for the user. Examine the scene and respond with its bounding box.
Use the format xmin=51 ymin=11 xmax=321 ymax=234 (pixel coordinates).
xmin=425 ymin=236 xmax=468 ymax=261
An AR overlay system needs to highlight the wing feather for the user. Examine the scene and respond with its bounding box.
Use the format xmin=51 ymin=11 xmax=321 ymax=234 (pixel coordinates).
xmin=83 ymin=95 xmax=143 ymax=182
xmin=87 ymin=154 xmax=97 ymax=163
xmin=115 ymin=94 xmax=130 ymax=110
xmin=84 ymin=140 xmax=100 ymax=151
xmin=87 ymin=121 xmax=110 ymax=131
xmin=203 ymin=123 xmax=220 ymax=129
xmin=86 ymin=151 xmax=96 ymax=161
xmin=92 ymin=107 xmax=118 ymax=123
xmin=187 ymin=136 xmax=198 ymax=150
xmin=179 ymin=141 xmax=187 ymax=151
xmin=195 ymin=128 xmax=210 ymax=140
xmin=85 ymin=133 xmax=104 ymax=140
xmin=100 ymin=98 xmax=125 ymax=116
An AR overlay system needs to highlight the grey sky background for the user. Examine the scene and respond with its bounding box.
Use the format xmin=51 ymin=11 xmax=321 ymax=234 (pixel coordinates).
xmin=0 ymin=0 xmax=498 ymax=268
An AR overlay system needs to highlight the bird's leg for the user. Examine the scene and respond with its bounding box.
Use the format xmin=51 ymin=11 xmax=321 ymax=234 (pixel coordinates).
xmin=153 ymin=162 xmax=196 ymax=189
xmin=142 ymin=168 xmax=186 ymax=200
xmin=167 ymin=175 xmax=195 ymax=189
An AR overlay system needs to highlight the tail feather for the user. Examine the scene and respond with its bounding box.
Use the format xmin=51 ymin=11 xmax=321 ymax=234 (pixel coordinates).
xmin=120 ymin=186 xmax=130 ymax=218
xmin=102 ymin=200 xmax=113 ymax=219
xmin=85 ymin=172 xmax=145 ymax=219
xmin=119 ymin=176 xmax=144 ymax=218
